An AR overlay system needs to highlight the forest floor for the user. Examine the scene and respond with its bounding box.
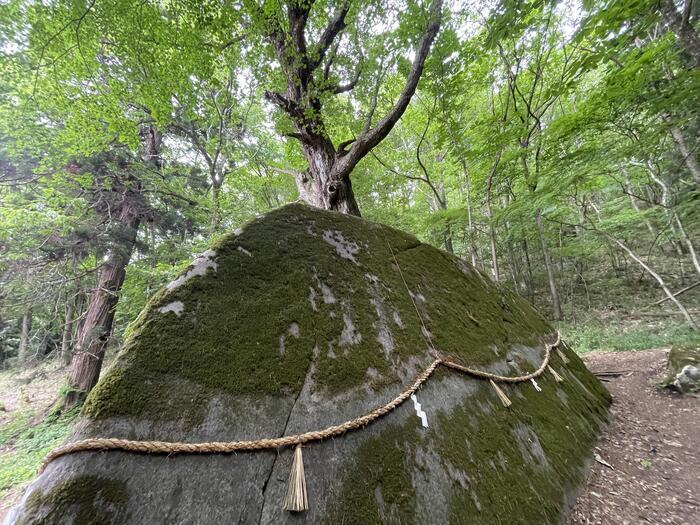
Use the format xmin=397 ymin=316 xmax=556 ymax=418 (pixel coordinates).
xmin=569 ymin=349 xmax=699 ymax=525
xmin=0 ymin=340 xmax=697 ymax=522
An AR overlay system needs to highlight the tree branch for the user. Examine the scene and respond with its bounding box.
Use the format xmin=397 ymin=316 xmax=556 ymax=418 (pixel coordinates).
xmin=331 ymin=60 xmax=363 ymax=94
xmin=310 ymin=1 xmax=351 ymax=71
xmin=332 ymin=0 xmax=443 ymax=179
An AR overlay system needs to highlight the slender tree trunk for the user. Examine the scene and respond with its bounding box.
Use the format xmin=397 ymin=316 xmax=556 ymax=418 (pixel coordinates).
xmin=486 ymin=155 xmax=501 ymax=282
xmin=646 ymin=161 xmax=687 ymax=254
xmin=669 ymin=125 xmax=700 ymax=186
xmin=486 ymin=200 xmax=500 ymax=282
xmin=18 ymin=311 xmax=32 ymax=362
xmin=61 ymin=299 xmax=75 ymax=366
xmin=438 ymin=183 xmax=454 ymax=254
xmin=211 ymin=182 xmax=222 ymax=232
xmin=443 ymin=224 xmax=454 ymax=254
xmin=459 ymin=159 xmax=478 ymax=267
xmin=606 ymin=233 xmax=697 ymax=329
xmin=536 ymin=210 xmax=563 ymax=320
xmin=622 ymin=166 xmax=657 ymax=237
xmin=64 ymin=208 xmax=140 ymax=408
xmin=522 ymin=239 xmax=535 ymax=301
xmin=674 ymin=213 xmax=700 ymax=276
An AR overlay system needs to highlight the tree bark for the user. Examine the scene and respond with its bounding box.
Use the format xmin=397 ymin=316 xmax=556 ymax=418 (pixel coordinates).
xmin=486 ymin=199 xmax=500 ymax=282
xmin=669 ymin=125 xmax=700 ymax=186
xmin=61 ymin=299 xmax=75 ymax=366
xmin=674 ymin=212 xmax=700 ymax=276
xmin=211 ymin=182 xmax=222 ymax=232
xmin=622 ymin=166 xmax=657 ymax=237
xmin=485 ymin=152 xmax=502 ymax=282
xmin=64 ymin=207 xmax=140 ymax=408
xmin=458 ymin=159 xmax=478 ymax=267
xmin=536 ymin=210 xmax=563 ymax=320
xmin=659 ymin=0 xmax=700 ymax=68
xmin=18 ymin=311 xmax=32 ymax=362
xmin=294 ymin=138 xmax=362 ymax=215
xmin=63 ymin=127 xmax=158 ymax=409
xmin=522 ymin=239 xmax=535 ymax=301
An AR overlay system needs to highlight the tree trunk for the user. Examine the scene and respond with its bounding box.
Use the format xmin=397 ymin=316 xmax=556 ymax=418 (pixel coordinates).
xmin=606 ymin=233 xmax=697 ymax=330
xmin=294 ymin=139 xmax=362 ymax=216
xmin=674 ymin=212 xmax=700 ymax=276
xmin=660 ymin=0 xmax=700 ymax=68
xmin=61 ymin=299 xmax=75 ymax=366
xmin=211 ymin=182 xmax=222 ymax=232
xmin=536 ymin=210 xmax=563 ymax=320
xmin=622 ymin=166 xmax=657 ymax=237
xmin=459 ymin=159 xmax=478 ymax=267
xmin=522 ymin=239 xmax=535 ymax=301
xmin=486 ymin=200 xmax=500 ymax=282
xmin=486 ymin=154 xmax=501 ymax=282
xmin=63 ymin=206 xmax=140 ymax=408
xmin=265 ymin=0 xmax=442 ymax=217
xmin=438 ymin=183 xmax=454 ymax=254
xmin=669 ymin=125 xmax=700 ymax=186
xmin=18 ymin=311 xmax=32 ymax=362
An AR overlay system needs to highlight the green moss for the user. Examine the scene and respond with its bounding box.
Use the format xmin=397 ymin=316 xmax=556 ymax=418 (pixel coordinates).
xmin=327 ymin=419 xmax=422 ymax=523
xmin=662 ymin=344 xmax=700 ymax=392
xmin=666 ymin=343 xmax=699 ymax=372
xmin=18 ymin=475 xmax=129 ymax=525
xmin=330 ymin=353 xmax=610 ymax=524
xmin=82 ymin=203 xmax=562 ymax=427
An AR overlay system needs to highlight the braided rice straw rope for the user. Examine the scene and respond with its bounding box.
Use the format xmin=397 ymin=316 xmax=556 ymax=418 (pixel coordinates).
xmin=39 ymin=331 xmax=562 ymax=474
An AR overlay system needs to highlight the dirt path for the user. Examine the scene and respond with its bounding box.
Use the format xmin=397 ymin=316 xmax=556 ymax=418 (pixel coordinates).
xmin=569 ymin=348 xmax=699 ymax=525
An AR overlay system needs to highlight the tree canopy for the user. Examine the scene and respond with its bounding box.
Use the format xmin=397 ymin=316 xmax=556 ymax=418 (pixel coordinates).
xmin=0 ymin=0 xmax=698 ymax=398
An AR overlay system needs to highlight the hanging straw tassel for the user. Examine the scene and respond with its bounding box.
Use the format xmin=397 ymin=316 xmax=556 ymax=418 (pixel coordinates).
xmin=555 ymin=347 xmax=569 ymax=364
xmin=548 ymin=365 xmax=564 ymax=383
xmin=283 ymin=444 xmax=308 ymax=512
xmin=489 ymin=379 xmax=512 ymax=408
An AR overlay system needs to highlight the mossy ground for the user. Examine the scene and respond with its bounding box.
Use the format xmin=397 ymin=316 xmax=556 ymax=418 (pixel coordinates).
xmin=83 ymin=203 xmax=549 ymax=427
xmin=557 ymin=316 xmax=697 ymax=353
xmin=0 ymin=409 xmax=77 ymax=504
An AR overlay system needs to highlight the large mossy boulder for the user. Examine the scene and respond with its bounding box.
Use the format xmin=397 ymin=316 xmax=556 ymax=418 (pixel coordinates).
xmin=7 ymin=204 xmax=610 ymax=524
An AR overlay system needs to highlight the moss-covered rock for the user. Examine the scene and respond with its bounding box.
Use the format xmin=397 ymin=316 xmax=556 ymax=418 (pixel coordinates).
xmin=6 ymin=204 xmax=611 ymax=525
xmin=663 ymin=344 xmax=700 ymax=394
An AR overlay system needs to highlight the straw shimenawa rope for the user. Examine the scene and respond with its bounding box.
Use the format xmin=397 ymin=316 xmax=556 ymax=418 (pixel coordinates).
xmin=40 ymin=331 xmax=562 ymax=474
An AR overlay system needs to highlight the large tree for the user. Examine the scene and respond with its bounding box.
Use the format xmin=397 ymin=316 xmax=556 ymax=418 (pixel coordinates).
xmin=260 ymin=0 xmax=444 ymax=215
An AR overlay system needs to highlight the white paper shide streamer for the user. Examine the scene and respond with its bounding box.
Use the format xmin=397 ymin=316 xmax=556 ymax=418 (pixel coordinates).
xmin=410 ymin=394 xmax=429 ymax=428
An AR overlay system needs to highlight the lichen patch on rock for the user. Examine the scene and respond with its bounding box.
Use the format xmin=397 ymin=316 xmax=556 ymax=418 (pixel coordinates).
xmin=165 ymin=249 xmax=218 ymax=292
xmin=157 ymin=301 xmax=184 ymax=316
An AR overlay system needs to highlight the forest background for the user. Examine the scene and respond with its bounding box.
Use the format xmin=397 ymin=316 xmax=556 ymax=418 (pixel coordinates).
xmin=1 ymin=0 xmax=698 ymax=387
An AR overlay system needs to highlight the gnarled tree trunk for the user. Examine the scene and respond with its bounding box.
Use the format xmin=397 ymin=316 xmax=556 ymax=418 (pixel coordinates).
xmin=294 ymin=137 xmax=362 ymax=215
